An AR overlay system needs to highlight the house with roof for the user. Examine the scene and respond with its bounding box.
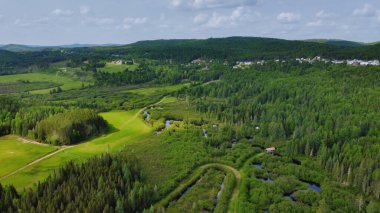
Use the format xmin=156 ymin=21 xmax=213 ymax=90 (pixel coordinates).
xmin=266 ymin=147 xmax=276 ymax=154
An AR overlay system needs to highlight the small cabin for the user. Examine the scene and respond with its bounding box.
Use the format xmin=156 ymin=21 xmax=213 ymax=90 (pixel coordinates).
xmin=266 ymin=147 xmax=276 ymax=154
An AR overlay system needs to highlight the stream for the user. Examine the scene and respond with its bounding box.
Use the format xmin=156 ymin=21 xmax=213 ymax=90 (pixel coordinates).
xmin=214 ymin=175 xmax=226 ymax=206
xmin=202 ymin=128 xmax=208 ymax=138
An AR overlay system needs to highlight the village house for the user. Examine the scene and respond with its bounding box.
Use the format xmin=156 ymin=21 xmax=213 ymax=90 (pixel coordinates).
xmin=111 ymin=60 xmax=124 ymax=65
xmin=266 ymin=147 xmax=276 ymax=154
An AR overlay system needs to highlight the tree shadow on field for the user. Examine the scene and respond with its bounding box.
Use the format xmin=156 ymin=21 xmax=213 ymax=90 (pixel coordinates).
xmin=106 ymin=123 xmax=120 ymax=134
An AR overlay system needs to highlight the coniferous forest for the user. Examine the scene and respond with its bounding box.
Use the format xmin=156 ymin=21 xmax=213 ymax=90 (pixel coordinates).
xmin=0 ymin=37 xmax=380 ymax=212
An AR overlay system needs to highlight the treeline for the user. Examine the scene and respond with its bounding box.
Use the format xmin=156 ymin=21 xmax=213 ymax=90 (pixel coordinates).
xmin=35 ymin=109 xmax=107 ymax=145
xmin=94 ymin=61 xmax=224 ymax=87
xmin=0 ymin=154 xmax=155 ymax=212
xmin=94 ymin=63 xmax=158 ymax=86
xmin=121 ymin=37 xmax=380 ymax=62
xmin=0 ymin=99 xmax=107 ymax=145
xmin=0 ymin=49 xmax=66 ymax=75
xmin=0 ymin=103 xmax=66 ymax=138
xmin=3 ymin=37 xmax=380 ymax=75
xmin=181 ymin=63 xmax=380 ymax=199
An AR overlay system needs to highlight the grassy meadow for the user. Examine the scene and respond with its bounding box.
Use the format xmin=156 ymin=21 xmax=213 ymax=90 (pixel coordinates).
xmin=98 ymin=62 xmax=139 ymax=73
xmin=0 ymin=73 xmax=84 ymax=94
xmin=0 ymin=135 xmax=57 ymax=178
xmin=0 ymin=109 xmax=152 ymax=189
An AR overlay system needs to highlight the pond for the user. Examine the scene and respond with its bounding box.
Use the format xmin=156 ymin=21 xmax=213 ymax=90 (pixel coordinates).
xmin=292 ymin=158 xmax=301 ymax=165
xmin=300 ymin=179 xmax=321 ymax=192
xmin=283 ymin=180 xmax=321 ymax=202
xmin=165 ymin=120 xmax=171 ymax=129
xmin=254 ymin=163 xmax=263 ymax=169
xmin=284 ymin=191 xmax=296 ymax=201
xmin=143 ymin=110 xmax=150 ymax=121
xmin=202 ymin=128 xmax=207 ymax=138
xmin=258 ymin=177 xmax=273 ymax=183
xmin=308 ymin=183 xmax=321 ymax=192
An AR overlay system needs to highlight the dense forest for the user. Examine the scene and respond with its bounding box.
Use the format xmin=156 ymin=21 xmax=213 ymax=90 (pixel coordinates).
xmin=0 ymin=102 xmax=107 ymax=145
xmin=0 ymin=154 xmax=155 ymax=212
xmin=35 ymin=109 xmax=107 ymax=145
xmin=180 ymin=62 xmax=380 ymax=200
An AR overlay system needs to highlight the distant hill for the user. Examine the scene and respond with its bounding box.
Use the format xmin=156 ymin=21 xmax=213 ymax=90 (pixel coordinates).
xmin=1 ymin=36 xmax=379 ymax=74
xmin=0 ymin=44 xmax=44 ymax=52
xmin=305 ymin=39 xmax=366 ymax=47
xmin=112 ymin=37 xmax=380 ymax=61
xmin=0 ymin=44 xmax=122 ymax=52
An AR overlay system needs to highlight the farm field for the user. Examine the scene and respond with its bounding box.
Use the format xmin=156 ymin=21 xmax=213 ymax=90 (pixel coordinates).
xmin=0 ymin=135 xmax=57 ymax=178
xmin=0 ymin=109 xmax=152 ymax=190
xmin=98 ymin=62 xmax=139 ymax=73
xmin=0 ymin=73 xmax=84 ymax=94
xmin=127 ymin=83 xmax=189 ymax=95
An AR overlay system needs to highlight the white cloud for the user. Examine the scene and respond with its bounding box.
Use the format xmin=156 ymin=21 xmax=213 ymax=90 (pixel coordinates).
xmin=206 ymin=13 xmax=226 ymax=28
xmin=169 ymin=0 xmax=255 ymax=10
xmin=51 ymin=9 xmax=74 ymax=16
xmin=376 ymin=11 xmax=380 ymax=22
xmin=204 ymin=6 xmax=251 ymax=28
xmin=277 ymin=12 xmax=300 ymax=23
xmin=14 ymin=17 xmax=51 ymax=27
xmin=193 ymin=13 xmax=209 ymax=24
xmin=80 ymin=6 xmax=90 ymax=15
xmin=82 ymin=17 xmax=115 ymax=26
xmin=170 ymin=0 xmax=182 ymax=7
xmin=316 ymin=10 xmax=331 ymax=18
xmin=353 ymin=4 xmax=374 ymax=16
xmin=123 ymin=17 xmax=148 ymax=29
xmin=307 ymin=20 xmax=322 ymax=27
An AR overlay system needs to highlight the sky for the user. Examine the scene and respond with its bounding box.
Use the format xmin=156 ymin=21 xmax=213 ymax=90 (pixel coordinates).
xmin=0 ymin=0 xmax=379 ymax=45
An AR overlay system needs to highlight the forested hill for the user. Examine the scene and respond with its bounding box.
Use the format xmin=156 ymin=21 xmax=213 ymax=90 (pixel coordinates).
xmin=121 ymin=37 xmax=380 ymax=61
xmin=1 ymin=37 xmax=380 ymax=73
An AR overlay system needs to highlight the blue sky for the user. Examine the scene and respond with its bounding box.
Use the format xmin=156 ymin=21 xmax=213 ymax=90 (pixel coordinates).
xmin=0 ymin=0 xmax=379 ymax=45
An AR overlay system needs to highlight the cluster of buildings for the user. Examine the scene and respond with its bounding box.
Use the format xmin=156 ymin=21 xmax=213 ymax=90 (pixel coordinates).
xmin=232 ymin=57 xmax=380 ymax=69
xmin=233 ymin=60 xmax=265 ymax=69
xmin=296 ymin=57 xmax=380 ymax=66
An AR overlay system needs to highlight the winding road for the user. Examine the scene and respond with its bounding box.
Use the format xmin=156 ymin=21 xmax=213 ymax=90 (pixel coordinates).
xmin=155 ymin=153 xmax=263 ymax=213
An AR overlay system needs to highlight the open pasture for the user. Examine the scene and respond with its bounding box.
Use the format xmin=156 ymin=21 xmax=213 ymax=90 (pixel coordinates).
xmin=0 ymin=73 xmax=84 ymax=94
xmin=0 ymin=109 xmax=152 ymax=189
xmin=0 ymin=135 xmax=57 ymax=178
xmin=98 ymin=62 xmax=139 ymax=73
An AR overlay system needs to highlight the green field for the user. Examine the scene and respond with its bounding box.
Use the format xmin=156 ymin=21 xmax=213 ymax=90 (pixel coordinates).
xmin=0 ymin=135 xmax=57 ymax=178
xmin=98 ymin=62 xmax=139 ymax=73
xmin=0 ymin=109 xmax=152 ymax=189
xmin=0 ymin=73 xmax=84 ymax=94
xmin=128 ymin=83 xmax=189 ymax=95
